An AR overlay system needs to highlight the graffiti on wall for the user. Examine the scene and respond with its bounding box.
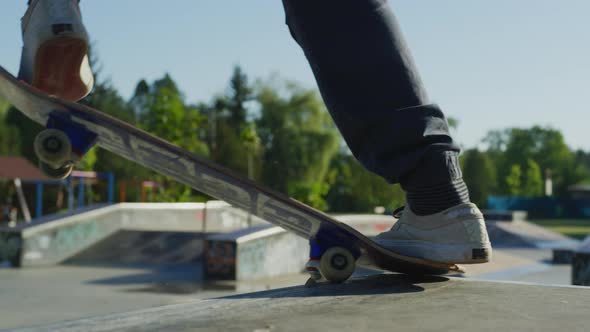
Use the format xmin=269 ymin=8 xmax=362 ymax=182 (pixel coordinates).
xmin=24 ymin=220 xmax=104 ymax=264
xmin=573 ymin=254 xmax=590 ymax=286
xmin=204 ymin=240 xmax=236 ymax=280
xmin=0 ymin=232 xmax=22 ymax=266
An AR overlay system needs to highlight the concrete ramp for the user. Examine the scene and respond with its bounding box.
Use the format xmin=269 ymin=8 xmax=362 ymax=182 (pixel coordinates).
xmin=487 ymin=220 xmax=579 ymax=248
xmin=14 ymin=276 xmax=590 ymax=332
xmin=0 ymin=202 xmax=266 ymax=267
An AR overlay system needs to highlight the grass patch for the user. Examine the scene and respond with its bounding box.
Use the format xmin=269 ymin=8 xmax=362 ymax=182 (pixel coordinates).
xmin=529 ymin=219 xmax=590 ymax=240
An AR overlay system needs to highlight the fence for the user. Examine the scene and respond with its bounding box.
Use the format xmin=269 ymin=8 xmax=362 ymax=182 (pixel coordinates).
xmin=487 ymin=196 xmax=590 ymax=219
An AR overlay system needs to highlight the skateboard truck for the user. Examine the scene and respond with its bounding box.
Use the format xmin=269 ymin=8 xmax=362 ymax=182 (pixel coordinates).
xmin=34 ymin=112 xmax=98 ymax=179
xmin=306 ymin=238 xmax=360 ymax=283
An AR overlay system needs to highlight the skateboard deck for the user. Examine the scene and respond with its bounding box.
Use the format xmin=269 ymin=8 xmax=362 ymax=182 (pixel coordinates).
xmin=0 ymin=65 xmax=462 ymax=282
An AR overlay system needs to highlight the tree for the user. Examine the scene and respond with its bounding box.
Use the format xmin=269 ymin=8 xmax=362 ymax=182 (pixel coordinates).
xmin=226 ymin=65 xmax=253 ymax=130
xmin=79 ymin=47 xmax=150 ymax=201
xmin=325 ymin=153 xmax=405 ymax=213
xmin=134 ymin=74 xmax=210 ymax=202
xmin=482 ymin=126 xmax=588 ymax=196
xmin=523 ymin=159 xmax=543 ymax=197
xmin=505 ymin=164 xmax=522 ymax=196
xmin=461 ymin=149 xmax=496 ymax=207
xmin=447 ymin=117 xmax=459 ymax=131
xmin=0 ymin=98 xmax=20 ymax=156
xmin=205 ymin=66 xmax=260 ymax=179
xmin=256 ymin=78 xmax=339 ymax=209
xmin=5 ymin=106 xmax=43 ymax=161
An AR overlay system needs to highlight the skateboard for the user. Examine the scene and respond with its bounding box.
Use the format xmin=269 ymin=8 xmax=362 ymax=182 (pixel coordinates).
xmin=0 ymin=65 xmax=462 ymax=282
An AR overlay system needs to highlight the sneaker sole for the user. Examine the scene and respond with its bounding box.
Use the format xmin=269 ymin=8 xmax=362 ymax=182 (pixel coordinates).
xmin=375 ymin=239 xmax=492 ymax=264
xmin=33 ymin=36 xmax=88 ymax=101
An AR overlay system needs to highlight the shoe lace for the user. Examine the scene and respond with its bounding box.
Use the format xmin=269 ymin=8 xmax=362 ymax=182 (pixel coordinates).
xmin=392 ymin=206 xmax=405 ymax=219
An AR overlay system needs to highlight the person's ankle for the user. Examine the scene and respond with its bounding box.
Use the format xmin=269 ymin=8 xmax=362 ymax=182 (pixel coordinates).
xmin=400 ymin=151 xmax=470 ymax=216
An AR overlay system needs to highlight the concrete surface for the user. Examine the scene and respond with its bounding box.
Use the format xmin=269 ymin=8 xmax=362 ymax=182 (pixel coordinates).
xmin=469 ymin=248 xmax=573 ymax=285
xmin=2 ymin=208 xmax=587 ymax=331
xmin=0 ymin=263 xmax=310 ymax=330
xmin=10 ymin=275 xmax=590 ymax=332
xmin=0 ymin=247 xmax=582 ymax=331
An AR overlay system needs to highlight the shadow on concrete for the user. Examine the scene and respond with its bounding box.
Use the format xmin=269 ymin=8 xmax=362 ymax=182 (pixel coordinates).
xmin=61 ymin=229 xmax=211 ymax=295
xmin=84 ymin=264 xmax=205 ymax=295
xmin=85 ymin=266 xmax=245 ymax=295
xmin=219 ymin=274 xmax=449 ymax=298
xmin=122 ymin=281 xmax=239 ymax=295
xmin=85 ymin=264 xmax=200 ymax=284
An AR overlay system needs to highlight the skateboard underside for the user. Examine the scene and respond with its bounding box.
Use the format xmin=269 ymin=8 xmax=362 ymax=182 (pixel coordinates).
xmin=0 ymin=65 xmax=461 ymax=281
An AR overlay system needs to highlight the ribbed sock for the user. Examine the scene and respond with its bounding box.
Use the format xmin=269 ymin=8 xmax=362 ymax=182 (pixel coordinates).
xmin=400 ymin=151 xmax=471 ymax=216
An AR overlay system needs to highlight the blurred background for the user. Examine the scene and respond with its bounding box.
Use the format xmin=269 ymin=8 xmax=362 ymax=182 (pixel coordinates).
xmin=1 ymin=0 xmax=590 ymax=330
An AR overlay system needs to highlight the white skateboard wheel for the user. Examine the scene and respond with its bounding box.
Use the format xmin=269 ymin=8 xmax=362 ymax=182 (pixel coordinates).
xmin=320 ymin=247 xmax=356 ymax=283
xmin=34 ymin=129 xmax=72 ymax=168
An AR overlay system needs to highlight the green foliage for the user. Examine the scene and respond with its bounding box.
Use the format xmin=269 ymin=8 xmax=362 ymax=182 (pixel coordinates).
xmin=80 ymin=62 xmax=149 ymax=200
xmin=256 ymin=78 xmax=339 ymax=209
xmin=461 ymin=149 xmax=496 ymax=207
xmin=447 ymin=117 xmax=459 ymax=131
xmin=226 ymin=66 xmax=253 ymax=130
xmin=505 ymin=164 xmax=522 ymax=196
xmin=523 ymin=159 xmax=543 ymax=197
xmin=0 ymin=99 xmax=20 ymax=156
xmin=207 ymin=66 xmax=261 ymax=179
xmin=482 ymin=126 xmax=589 ymax=197
xmin=325 ymin=153 xmax=405 ymax=213
xmin=5 ymin=106 xmax=43 ymax=161
xmin=131 ymin=74 xmax=210 ymax=202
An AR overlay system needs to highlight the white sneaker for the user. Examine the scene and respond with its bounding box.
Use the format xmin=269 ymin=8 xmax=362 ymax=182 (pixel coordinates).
xmin=375 ymin=203 xmax=492 ymax=264
xmin=19 ymin=0 xmax=94 ymax=101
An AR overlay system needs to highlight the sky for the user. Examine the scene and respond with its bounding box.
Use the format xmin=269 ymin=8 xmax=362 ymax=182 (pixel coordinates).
xmin=1 ymin=0 xmax=590 ymax=150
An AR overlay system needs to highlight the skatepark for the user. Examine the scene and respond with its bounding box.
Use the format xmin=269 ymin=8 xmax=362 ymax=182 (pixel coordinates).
xmin=2 ymin=2 xmax=590 ymax=330
xmin=1 ymin=202 xmax=590 ymax=331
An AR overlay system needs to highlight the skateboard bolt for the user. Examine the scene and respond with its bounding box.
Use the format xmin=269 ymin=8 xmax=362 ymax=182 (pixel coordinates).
xmin=43 ymin=137 xmax=62 ymax=153
xmin=331 ymin=254 xmax=348 ymax=270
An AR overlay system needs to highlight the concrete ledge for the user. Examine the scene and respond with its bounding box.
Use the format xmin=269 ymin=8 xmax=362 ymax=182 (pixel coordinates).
xmin=202 ymin=214 xmax=395 ymax=281
xmin=553 ymin=248 xmax=575 ymax=264
xmin=486 ymin=219 xmax=579 ymax=249
xmin=204 ymin=224 xmax=308 ymax=281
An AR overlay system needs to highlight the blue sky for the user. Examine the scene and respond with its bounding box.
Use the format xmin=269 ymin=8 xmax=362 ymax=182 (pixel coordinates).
xmin=1 ymin=0 xmax=590 ymax=150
